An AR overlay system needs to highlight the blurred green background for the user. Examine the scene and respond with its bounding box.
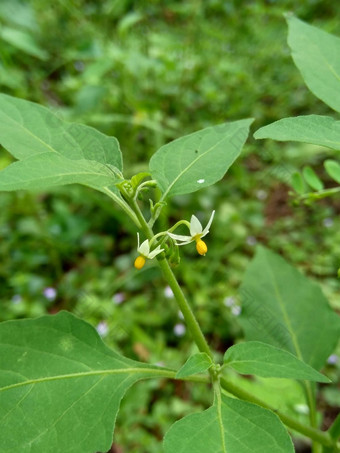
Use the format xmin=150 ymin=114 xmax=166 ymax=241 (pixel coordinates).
xmin=0 ymin=1 xmax=339 ymax=451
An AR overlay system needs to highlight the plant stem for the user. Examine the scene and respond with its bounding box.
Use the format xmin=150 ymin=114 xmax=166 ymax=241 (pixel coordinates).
xmin=157 ymin=258 xmax=214 ymax=360
xmin=220 ymin=377 xmax=334 ymax=448
xmin=129 ymin=197 xmax=338 ymax=450
xmin=305 ymin=382 xmax=321 ymax=453
xmin=298 ymin=186 xmax=340 ymax=202
xmin=103 ymin=187 xmax=141 ymax=228
xmin=130 ymin=199 xmax=214 ymax=360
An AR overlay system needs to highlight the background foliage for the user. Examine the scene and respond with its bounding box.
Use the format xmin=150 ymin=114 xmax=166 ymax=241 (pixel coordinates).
xmin=0 ymin=1 xmax=339 ymax=451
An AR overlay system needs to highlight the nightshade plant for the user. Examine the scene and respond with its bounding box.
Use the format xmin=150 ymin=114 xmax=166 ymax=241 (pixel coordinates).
xmin=0 ymin=15 xmax=340 ymax=453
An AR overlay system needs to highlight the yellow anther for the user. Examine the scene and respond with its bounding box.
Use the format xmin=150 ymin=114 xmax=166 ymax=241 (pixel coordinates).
xmin=134 ymin=255 xmax=146 ymax=270
xmin=196 ymin=239 xmax=207 ymax=256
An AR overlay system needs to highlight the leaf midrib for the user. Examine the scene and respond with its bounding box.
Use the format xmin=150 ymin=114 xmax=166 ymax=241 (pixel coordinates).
xmin=266 ymin=264 xmax=303 ymax=361
xmin=0 ymin=158 xmax=115 ymax=188
xmin=160 ymin=128 xmax=240 ymax=200
xmin=27 ymin=375 xmax=108 ymax=448
xmin=216 ymin=392 xmax=227 ymax=453
xmin=0 ymin=367 xmax=175 ymax=393
xmin=0 ymin=105 xmax=64 ymax=156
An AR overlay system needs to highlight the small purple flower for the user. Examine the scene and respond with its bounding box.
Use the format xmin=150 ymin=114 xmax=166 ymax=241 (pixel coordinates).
xmin=43 ymin=287 xmax=57 ymax=301
xmin=256 ymin=190 xmax=268 ymax=200
xmin=327 ymin=354 xmax=338 ymax=365
xmin=246 ymin=236 xmax=257 ymax=246
xmin=112 ymin=292 xmax=125 ymax=305
xmin=174 ymin=323 xmax=186 ymax=337
xmin=323 ymin=218 xmax=333 ymax=228
xmin=11 ymin=294 xmax=22 ymax=305
xmin=74 ymin=61 xmax=85 ymax=72
xmin=96 ymin=321 xmax=109 ymax=337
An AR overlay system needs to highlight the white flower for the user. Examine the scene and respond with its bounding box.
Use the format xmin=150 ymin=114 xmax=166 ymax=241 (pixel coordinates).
xmin=134 ymin=233 xmax=164 ymax=269
xmin=164 ymin=286 xmax=174 ymax=298
xmin=168 ymin=210 xmax=215 ymax=256
xmin=231 ymin=305 xmax=241 ymax=316
xmin=43 ymin=287 xmax=57 ymax=301
xmin=173 ymin=323 xmax=186 ymax=337
xmin=96 ymin=321 xmax=109 ymax=337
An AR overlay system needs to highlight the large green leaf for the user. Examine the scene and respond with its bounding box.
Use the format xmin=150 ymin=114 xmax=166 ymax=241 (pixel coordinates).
xmin=0 ymin=311 xmax=173 ymax=453
xmin=254 ymin=115 xmax=340 ymax=151
xmin=238 ymin=247 xmax=340 ymax=371
xmin=286 ymin=15 xmax=340 ymax=112
xmin=0 ymin=94 xmax=123 ymax=192
xmin=149 ymin=119 xmax=253 ymax=199
xmin=223 ymin=341 xmax=330 ymax=382
xmin=0 ymin=94 xmax=122 ymax=166
xmin=0 ymin=153 xmax=117 ymax=191
xmin=163 ymin=394 xmax=294 ymax=453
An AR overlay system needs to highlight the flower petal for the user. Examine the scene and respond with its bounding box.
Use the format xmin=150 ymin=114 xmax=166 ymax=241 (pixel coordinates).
xmin=190 ymin=215 xmax=203 ymax=236
xmin=202 ymin=210 xmax=215 ymax=236
xmin=138 ymin=239 xmax=150 ymax=256
xmin=168 ymin=232 xmax=193 ymax=242
xmin=148 ymin=246 xmax=164 ymax=259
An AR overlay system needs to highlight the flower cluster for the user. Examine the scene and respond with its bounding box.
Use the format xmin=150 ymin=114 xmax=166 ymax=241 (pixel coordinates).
xmin=134 ymin=211 xmax=215 ymax=269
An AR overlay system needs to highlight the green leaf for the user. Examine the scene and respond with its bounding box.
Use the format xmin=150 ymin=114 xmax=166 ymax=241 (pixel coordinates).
xmin=254 ymin=115 xmax=340 ymax=151
xmin=163 ymin=394 xmax=294 ymax=453
xmin=286 ymin=15 xmax=340 ymax=112
xmin=0 ymin=94 xmax=122 ymax=167
xmin=328 ymin=412 xmax=340 ymax=441
xmin=291 ymin=171 xmax=305 ymax=194
xmin=0 ymin=0 xmax=37 ymax=31
xmin=0 ymin=153 xmax=117 ymax=191
xmin=324 ymin=159 xmax=340 ymax=184
xmin=1 ymin=26 xmax=48 ymax=60
xmin=238 ymin=247 xmax=340 ymax=371
xmin=176 ymin=353 xmax=212 ymax=379
xmin=149 ymin=119 xmax=253 ymax=199
xmin=223 ymin=341 xmax=330 ymax=382
xmin=0 ymin=311 xmax=173 ymax=453
xmin=0 ymin=94 xmax=123 ymax=192
xmin=302 ymin=166 xmax=324 ymax=191
xmin=130 ymin=171 xmax=151 ymax=189
xmin=222 ymin=373 xmax=309 ymax=426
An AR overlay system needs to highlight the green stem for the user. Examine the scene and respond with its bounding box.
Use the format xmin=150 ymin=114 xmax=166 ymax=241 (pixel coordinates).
xmin=128 ymin=197 xmax=338 ymax=450
xmin=299 ymin=186 xmax=340 ymax=202
xmin=130 ymin=199 xmax=213 ymax=360
xmin=305 ymin=382 xmax=321 ymax=453
xmin=220 ymin=377 xmax=334 ymax=448
xmin=103 ymin=187 xmax=141 ymax=228
xmin=157 ymin=258 xmax=214 ymax=360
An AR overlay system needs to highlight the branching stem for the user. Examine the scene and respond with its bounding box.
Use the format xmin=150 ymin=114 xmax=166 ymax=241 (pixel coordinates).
xmin=128 ymin=197 xmax=338 ymax=451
